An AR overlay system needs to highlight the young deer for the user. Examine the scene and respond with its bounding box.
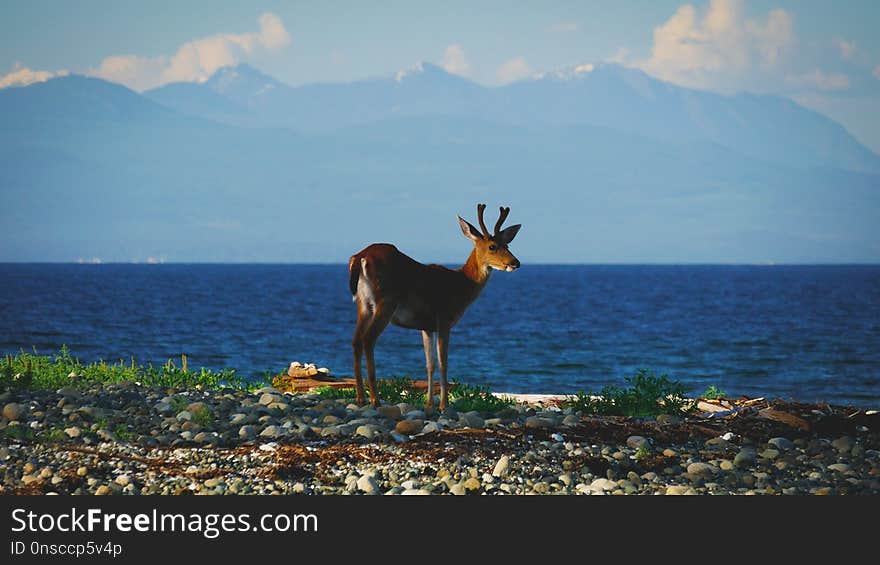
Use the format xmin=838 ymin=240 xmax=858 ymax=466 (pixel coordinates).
xmin=349 ymin=204 xmax=521 ymax=410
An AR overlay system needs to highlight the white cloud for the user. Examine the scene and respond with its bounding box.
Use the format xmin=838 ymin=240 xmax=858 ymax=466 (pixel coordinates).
xmin=496 ymin=57 xmax=532 ymax=84
xmin=441 ymin=44 xmax=470 ymax=76
xmin=747 ymin=8 xmax=793 ymax=68
xmin=835 ymin=39 xmax=856 ymax=59
xmin=639 ymin=0 xmax=793 ymax=87
xmin=606 ymin=47 xmax=630 ymax=65
xmin=0 ymin=63 xmax=69 ymax=89
xmin=88 ymin=12 xmax=291 ymax=91
xmin=787 ymin=69 xmax=850 ymax=91
xmin=548 ymin=23 xmax=578 ymax=33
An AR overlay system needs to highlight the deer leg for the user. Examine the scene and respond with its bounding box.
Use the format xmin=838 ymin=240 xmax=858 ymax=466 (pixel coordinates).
xmin=421 ymin=330 xmax=436 ymax=407
xmin=352 ymin=313 xmax=367 ymax=405
xmin=436 ymin=327 xmax=450 ymax=411
xmin=363 ymin=304 xmax=393 ymax=408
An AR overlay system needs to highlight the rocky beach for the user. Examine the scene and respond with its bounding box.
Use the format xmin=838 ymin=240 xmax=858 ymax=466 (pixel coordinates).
xmin=1 ymin=382 xmax=878 ymax=496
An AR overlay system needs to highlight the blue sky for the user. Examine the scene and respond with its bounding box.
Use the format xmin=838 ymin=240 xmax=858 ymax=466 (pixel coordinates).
xmin=2 ymin=0 xmax=879 ymax=152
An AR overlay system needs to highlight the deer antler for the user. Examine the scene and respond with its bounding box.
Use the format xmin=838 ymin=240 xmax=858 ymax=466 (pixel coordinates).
xmin=476 ymin=203 xmax=491 ymax=239
xmin=494 ymin=206 xmax=511 ymax=236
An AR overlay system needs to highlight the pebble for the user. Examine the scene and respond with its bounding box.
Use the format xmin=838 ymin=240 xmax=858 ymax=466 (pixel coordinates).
xmin=665 ymin=485 xmax=697 ymax=495
xmin=356 ymin=475 xmax=380 ymax=495
xmin=421 ymin=422 xmax=439 ymax=434
xmin=395 ymin=419 xmax=424 ymax=435
xmin=492 ymin=455 xmax=510 ymax=478
xmin=462 ymin=477 xmax=481 ymax=492
xmin=3 ymin=381 xmax=876 ymax=497
xmin=355 ymin=424 xmax=379 ymax=439
xmin=686 ymin=462 xmax=718 ymax=478
xmin=524 ymin=416 xmax=553 ymax=428
xmin=259 ymin=393 xmax=281 ymax=406
xmin=831 ymin=437 xmax=854 ymax=454
xmin=626 ymin=436 xmax=650 ymax=450
xmin=449 ymin=484 xmax=466 ymax=496
xmin=768 ymin=437 xmax=794 ymax=451
xmin=376 ymin=405 xmax=402 ymax=419
xmin=3 ymin=402 xmax=24 ymax=420
xmin=827 ymin=463 xmax=852 ymax=474
xmin=734 ymin=448 xmax=757 ymax=468
xmin=589 ymin=478 xmax=617 ymax=492
xmin=459 ymin=412 xmax=485 ymax=428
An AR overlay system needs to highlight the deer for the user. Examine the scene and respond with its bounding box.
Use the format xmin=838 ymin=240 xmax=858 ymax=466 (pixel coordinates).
xmin=348 ymin=204 xmax=522 ymax=410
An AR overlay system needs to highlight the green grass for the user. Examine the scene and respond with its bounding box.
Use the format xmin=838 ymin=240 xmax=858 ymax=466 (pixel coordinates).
xmin=449 ymin=383 xmax=516 ymax=413
xmin=191 ymin=406 xmax=215 ymax=427
xmin=314 ymin=378 xmax=516 ymax=413
xmin=701 ymin=385 xmax=728 ymax=400
xmin=314 ymin=376 xmax=426 ymax=405
xmin=563 ymin=369 xmax=695 ymax=417
xmin=114 ymin=423 xmax=133 ymax=441
xmin=1 ymin=347 xmax=259 ymax=392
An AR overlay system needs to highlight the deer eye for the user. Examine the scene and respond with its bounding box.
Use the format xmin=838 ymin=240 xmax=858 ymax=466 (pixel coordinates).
xmin=488 ymin=244 xmax=498 ymax=251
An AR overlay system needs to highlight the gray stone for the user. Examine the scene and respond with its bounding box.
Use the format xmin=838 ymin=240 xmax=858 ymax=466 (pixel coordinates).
xmin=562 ymin=414 xmax=580 ymax=426
xmin=115 ymin=475 xmax=131 ymax=487
xmin=390 ymin=431 xmax=409 ymax=443
xmin=229 ymin=413 xmax=248 ymax=425
xmin=356 ymin=475 xmax=380 ymax=495
xmin=259 ymin=425 xmax=281 ymax=438
xmin=405 ymin=410 xmax=426 ymax=420
xmin=827 ymin=463 xmax=852 ymax=474
xmin=64 ymin=426 xmax=81 ymax=438
xmin=734 ymin=448 xmax=757 ymax=468
xmin=705 ymin=437 xmax=729 ymax=449
xmin=193 ymin=432 xmax=213 ymax=443
xmin=449 ymin=484 xmax=466 ymax=496
xmin=176 ymin=410 xmax=193 ymax=421
xmin=759 ymin=449 xmax=780 ymax=460
xmin=768 ymin=437 xmax=794 ymax=451
xmin=421 ymin=422 xmax=439 ymax=435
xmin=492 ymin=455 xmax=510 ymax=478
xmin=589 ymin=478 xmax=617 ymax=492
xmin=626 ymin=435 xmax=650 ymax=450
xmin=686 ymin=462 xmax=718 ymax=478
xmin=831 ymin=437 xmax=854 ymax=454
xmin=459 ymin=411 xmax=485 ymax=428
xmin=355 ymin=424 xmax=379 ymax=439
xmin=259 ymin=393 xmax=281 ymax=406
xmin=665 ymin=485 xmax=697 ymax=495
xmin=376 ymin=405 xmax=402 ymax=419
xmin=524 ymin=416 xmax=553 ymax=429
xmin=3 ymin=403 xmax=24 ymax=421
xmin=239 ymin=425 xmax=256 ymax=439
xmin=401 ymin=489 xmax=431 ymax=495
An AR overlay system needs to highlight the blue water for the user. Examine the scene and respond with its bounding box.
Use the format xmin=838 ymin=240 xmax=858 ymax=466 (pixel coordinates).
xmin=1 ymin=264 xmax=878 ymax=407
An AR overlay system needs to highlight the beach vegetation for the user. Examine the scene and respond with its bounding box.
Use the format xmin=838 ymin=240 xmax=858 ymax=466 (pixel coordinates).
xmin=563 ymin=369 xmax=695 ymax=417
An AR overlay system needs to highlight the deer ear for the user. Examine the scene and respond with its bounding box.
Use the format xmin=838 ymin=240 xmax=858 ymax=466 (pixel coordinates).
xmin=497 ymin=224 xmax=521 ymax=244
xmin=458 ymin=216 xmax=484 ymax=241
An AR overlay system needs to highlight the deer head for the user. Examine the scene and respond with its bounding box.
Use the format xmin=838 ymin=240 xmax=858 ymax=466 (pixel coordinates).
xmin=458 ymin=203 xmax=521 ymax=272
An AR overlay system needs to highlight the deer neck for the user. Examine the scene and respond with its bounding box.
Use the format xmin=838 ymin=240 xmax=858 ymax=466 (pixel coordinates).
xmin=460 ymin=249 xmax=492 ymax=287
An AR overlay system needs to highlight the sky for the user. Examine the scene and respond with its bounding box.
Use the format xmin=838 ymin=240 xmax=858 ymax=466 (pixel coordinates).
xmin=1 ymin=0 xmax=879 ymax=152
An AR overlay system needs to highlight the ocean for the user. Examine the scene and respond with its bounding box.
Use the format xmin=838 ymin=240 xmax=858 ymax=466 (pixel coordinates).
xmin=1 ymin=264 xmax=878 ymax=407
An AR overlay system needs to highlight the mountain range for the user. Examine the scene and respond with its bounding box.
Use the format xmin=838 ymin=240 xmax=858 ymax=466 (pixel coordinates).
xmin=1 ymin=62 xmax=878 ymax=263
